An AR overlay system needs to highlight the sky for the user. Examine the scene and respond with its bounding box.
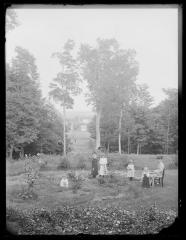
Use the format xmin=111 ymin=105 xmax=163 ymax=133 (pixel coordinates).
xmin=6 ymin=5 xmax=178 ymax=114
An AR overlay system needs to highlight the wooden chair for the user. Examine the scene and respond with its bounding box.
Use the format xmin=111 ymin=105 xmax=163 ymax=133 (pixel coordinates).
xmin=154 ymin=169 xmax=165 ymax=187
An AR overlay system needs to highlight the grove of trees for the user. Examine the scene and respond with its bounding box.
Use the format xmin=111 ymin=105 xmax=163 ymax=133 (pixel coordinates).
xmin=6 ymin=10 xmax=178 ymax=158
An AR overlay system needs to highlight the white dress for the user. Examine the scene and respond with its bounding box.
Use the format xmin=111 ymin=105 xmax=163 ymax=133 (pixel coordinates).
xmin=99 ymin=157 xmax=108 ymax=176
xmin=127 ymin=164 xmax=135 ymax=178
xmin=60 ymin=177 xmax=69 ymax=188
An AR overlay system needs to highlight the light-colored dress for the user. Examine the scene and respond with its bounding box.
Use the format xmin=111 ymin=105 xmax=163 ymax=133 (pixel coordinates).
xmin=154 ymin=162 xmax=165 ymax=176
xmin=60 ymin=177 xmax=69 ymax=188
xmin=99 ymin=157 xmax=108 ymax=176
xmin=127 ymin=163 xmax=135 ymax=178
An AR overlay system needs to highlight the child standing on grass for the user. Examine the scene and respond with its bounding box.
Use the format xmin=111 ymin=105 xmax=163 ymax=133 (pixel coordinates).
xmin=127 ymin=159 xmax=135 ymax=181
xmin=141 ymin=167 xmax=150 ymax=188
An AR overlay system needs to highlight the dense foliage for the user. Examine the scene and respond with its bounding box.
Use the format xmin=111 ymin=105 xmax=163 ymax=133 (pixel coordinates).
xmin=6 ymin=48 xmax=71 ymax=159
xmin=88 ymin=86 xmax=178 ymax=154
xmin=6 ymin=205 xmax=176 ymax=235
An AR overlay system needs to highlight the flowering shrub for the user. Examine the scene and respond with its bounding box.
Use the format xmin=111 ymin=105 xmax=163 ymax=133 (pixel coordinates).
xmin=6 ymin=205 xmax=177 ymax=235
xmin=17 ymin=158 xmax=40 ymax=200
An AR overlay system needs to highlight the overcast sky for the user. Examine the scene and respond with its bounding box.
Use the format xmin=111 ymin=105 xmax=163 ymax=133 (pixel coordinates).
xmin=6 ymin=6 xmax=178 ymax=113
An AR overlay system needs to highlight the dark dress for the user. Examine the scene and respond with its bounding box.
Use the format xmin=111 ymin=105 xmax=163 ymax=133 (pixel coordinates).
xmin=91 ymin=158 xmax=98 ymax=178
xmin=142 ymin=174 xmax=150 ymax=188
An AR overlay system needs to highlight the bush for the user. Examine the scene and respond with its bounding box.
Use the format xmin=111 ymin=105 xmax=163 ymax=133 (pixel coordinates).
xmin=68 ymin=171 xmax=84 ymax=193
xmin=57 ymin=156 xmax=70 ymax=170
xmin=38 ymin=158 xmax=48 ymax=171
xmin=97 ymin=175 xmax=106 ymax=185
xmin=76 ymin=158 xmax=87 ymax=170
xmin=19 ymin=158 xmax=40 ymax=199
xmin=17 ymin=186 xmax=38 ymax=200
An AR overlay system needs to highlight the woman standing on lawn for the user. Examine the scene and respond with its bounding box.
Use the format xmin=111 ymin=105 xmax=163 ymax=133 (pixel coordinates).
xmin=99 ymin=152 xmax=108 ymax=176
xmin=127 ymin=159 xmax=135 ymax=181
xmin=91 ymin=152 xmax=98 ymax=178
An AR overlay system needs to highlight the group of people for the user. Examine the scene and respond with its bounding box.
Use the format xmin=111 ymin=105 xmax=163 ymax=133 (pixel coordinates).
xmin=91 ymin=151 xmax=108 ymax=178
xmin=126 ymin=158 xmax=165 ymax=187
xmin=91 ymin=150 xmax=165 ymax=188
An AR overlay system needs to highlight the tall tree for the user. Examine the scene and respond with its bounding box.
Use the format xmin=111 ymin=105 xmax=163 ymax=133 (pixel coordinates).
xmin=6 ymin=47 xmax=42 ymax=159
xmin=154 ymin=88 xmax=178 ymax=154
xmin=49 ymin=39 xmax=81 ymax=156
xmin=108 ymin=49 xmax=138 ymax=154
xmin=79 ymin=38 xmax=119 ymax=149
xmin=130 ymin=84 xmax=154 ymax=154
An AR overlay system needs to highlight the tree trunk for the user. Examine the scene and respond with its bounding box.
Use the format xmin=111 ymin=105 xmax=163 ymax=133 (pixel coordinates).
xmin=137 ymin=143 xmax=139 ymax=155
xmin=127 ymin=132 xmax=130 ymax=154
xmin=107 ymin=142 xmax=110 ymax=153
xmin=118 ymin=108 xmax=123 ymax=155
xmin=9 ymin=144 xmax=14 ymax=160
xmin=166 ymin=107 xmax=171 ymax=154
xmin=96 ymin=109 xmax=101 ymax=149
xmin=63 ymin=105 xmax=66 ymax=156
xmin=40 ymin=143 xmax=43 ymax=153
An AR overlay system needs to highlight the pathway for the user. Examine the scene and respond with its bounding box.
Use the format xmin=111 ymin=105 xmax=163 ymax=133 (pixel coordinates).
xmin=68 ymin=129 xmax=95 ymax=154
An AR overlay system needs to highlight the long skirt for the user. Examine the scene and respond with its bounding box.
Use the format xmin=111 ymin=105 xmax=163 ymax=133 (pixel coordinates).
xmin=99 ymin=164 xmax=107 ymax=176
xmin=91 ymin=159 xmax=98 ymax=177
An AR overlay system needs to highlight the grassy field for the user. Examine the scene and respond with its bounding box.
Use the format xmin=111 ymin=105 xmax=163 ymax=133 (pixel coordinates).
xmin=6 ymin=153 xmax=178 ymax=234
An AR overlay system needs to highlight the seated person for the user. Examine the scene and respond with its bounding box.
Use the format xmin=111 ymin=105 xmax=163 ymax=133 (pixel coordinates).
xmin=127 ymin=159 xmax=135 ymax=181
xmin=154 ymin=160 xmax=165 ymax=176
xmin=141 ymin=167 xmax=150 ymax=188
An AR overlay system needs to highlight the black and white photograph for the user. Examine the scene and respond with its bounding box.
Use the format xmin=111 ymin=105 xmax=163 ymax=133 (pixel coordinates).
xmin=6 ymin=5 xmax=179 ymax=235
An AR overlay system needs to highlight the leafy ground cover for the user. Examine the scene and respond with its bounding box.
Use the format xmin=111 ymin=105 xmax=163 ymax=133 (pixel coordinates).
xmin=7 ymin=204 xmax=176 ymax=235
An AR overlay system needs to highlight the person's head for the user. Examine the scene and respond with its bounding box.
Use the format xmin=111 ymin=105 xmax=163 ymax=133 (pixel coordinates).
xmin=92 ymin=152 xmax=97 ymax=159
xmin=129 ymin=159 xmax=133 ymax=164
xmin=158 ymin=159 xmax=163 ymax=164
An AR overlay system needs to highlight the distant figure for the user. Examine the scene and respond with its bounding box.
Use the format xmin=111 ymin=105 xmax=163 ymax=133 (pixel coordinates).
xmin=91 ymin=152 xmax=98 ymax=178
xmin=99 ymin=153 xmax=108 ymax=176
xmin=141 ymin=166 xmax=150 ymax=188
xmin=127 ymin=159 xmax=135 ymax=181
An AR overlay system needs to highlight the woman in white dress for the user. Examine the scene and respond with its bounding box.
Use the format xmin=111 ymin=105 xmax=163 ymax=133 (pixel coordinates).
xmin=127 ymin=159 xmax=135 ymax=181
xmin=99 ymin=153 xmax=108 ymax=176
